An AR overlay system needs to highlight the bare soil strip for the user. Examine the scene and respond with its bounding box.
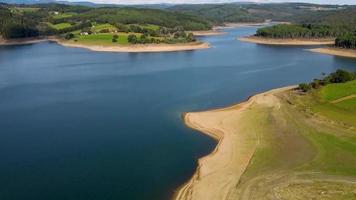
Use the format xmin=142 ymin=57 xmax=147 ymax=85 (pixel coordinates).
xmin=331 ymin=94 xmax=356 ymax=104
xmin=308 ymin=47 xmax=356 ymax=59
xmin=174 ymin=86 xmax=295 ymax=200
xmin=238 ymin=36 xmax=335 ymax=46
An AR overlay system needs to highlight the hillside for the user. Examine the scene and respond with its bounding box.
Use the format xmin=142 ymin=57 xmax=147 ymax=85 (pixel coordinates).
xmin=168 ymin=3 xmax=355 ymax=25
xmin=176 ymin=70 xmax=356 ymax=200
xmin=0 ymin=3 xmax=211 ymax=46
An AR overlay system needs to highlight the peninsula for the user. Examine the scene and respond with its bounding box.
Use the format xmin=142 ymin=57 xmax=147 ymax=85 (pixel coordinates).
xmin=0 ymin=4 xmax=212 ymax=52
xmin=239 ymin=36 xmax=334 ymax=45
xmin=239 ymin=17 xmax=356 ymax=58
xmin=175 ymin=70 xmax=356 ymax=200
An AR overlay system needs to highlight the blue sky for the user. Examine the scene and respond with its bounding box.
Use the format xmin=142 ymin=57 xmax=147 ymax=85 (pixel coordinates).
xmin=75 ymin=0 xmax=356 ymax=5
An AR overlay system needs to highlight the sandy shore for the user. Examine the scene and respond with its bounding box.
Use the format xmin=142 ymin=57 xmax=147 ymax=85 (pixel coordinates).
xmin=190 ymin=30 xmax=227 ymax=36
xmin=308 ymin=47 xmax=356 ymax=58
xmin=238 ymin=36 xmax=335 ymax=46
xmin=174 ymin=86 xmax=296 ymax=200
xmin=0 ymin=37 xmax=209 ymax=52
xmin=213 ymin=21 xmax=289 ymax=30
xmin=54 ymin=40 xmax=210 ymax=53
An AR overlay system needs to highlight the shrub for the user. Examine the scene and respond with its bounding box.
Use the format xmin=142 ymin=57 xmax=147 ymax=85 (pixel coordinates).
xmin=64 ymin=33 xmax=74 ymax=40
xmin=328 ymin=69 xmax=354 ymax=83
xmin=299 ymin=83 xmax=311 ymax=92
xmin=112 ymin=34 xmax=118 ymax=42
xmin=128 ymin=34 xmax=138 ymax=44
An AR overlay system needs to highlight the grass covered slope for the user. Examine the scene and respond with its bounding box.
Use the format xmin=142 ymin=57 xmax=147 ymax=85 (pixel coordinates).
xmin=177 ymin=72 xmax=356 ymax=200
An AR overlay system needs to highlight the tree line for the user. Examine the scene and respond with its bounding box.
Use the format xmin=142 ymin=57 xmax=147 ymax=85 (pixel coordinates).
xmin=335 ymin=34 xmax=356 ymax=49
xmin=299 ymin=70 xmax=356 ymax=92
xmin=255 ymin=24 xmax=349 ymax=39
xmin=256 ymin=24 xmax=356 ymax=49
xmin=0 ymin=3 xmax=212 ymax=39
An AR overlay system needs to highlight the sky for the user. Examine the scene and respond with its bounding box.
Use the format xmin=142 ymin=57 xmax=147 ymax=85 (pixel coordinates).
xmin=76 ymin=0 xmax=356 ymax=5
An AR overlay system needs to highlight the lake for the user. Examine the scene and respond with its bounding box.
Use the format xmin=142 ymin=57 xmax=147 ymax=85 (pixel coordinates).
xmin=0 ymin=26 xmax=355 ymax=200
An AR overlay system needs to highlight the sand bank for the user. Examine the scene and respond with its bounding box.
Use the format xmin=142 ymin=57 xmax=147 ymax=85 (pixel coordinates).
xmin=174 ymin=86 xmax=296 ymax=200
xmin=308 ymin=47 xmax=356 ymax=58
xmin=54 ymin=40 xmax=210 ymax=53
xmin=0 ymin=37 xmax=209 ymax=52
xmin=238 ymin=36 xmax=335 ymax=46
xmin=214 ymin=21 xmax=289 ymax=30
xmin=190 ymin=30 xmax=227 ymax=36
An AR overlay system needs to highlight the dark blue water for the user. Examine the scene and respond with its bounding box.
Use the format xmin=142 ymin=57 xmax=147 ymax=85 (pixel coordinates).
xmin=0 ymin=26 xmax=355 ymax=200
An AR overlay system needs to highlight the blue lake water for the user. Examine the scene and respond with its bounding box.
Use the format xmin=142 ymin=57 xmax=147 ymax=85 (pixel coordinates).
xmin=0 ymin=26 xmax=355 ymax=200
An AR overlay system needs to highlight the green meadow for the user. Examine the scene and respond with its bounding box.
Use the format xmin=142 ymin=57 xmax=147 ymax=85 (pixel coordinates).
xmin=91 ymin=23 xmax=118 ymax=32
xmin=48 ymin=22 xmax=73 ymax=30
xmin=237 ymin=81 xmax=356 ymax=199
xmin=52 ymin=12 xmax=77 ymax=19
xmin=75 ymin=33 xmax=130 ymax=45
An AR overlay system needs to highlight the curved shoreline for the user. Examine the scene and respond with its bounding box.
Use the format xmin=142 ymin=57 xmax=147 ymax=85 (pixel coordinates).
xmin=0 ymin=37 xmax=210 ymax=52
xmin=174 ymin=86 xmax=296 ymax=200
xmin=55 ymin=40 xmax=210 ymax=53
xmin=308 ymin=47 xmax=356 ymax=58
xmin=191 ymin=30 xmax=227 ymax=36
xmin=238 ymin=36 xmax=335 ymax=46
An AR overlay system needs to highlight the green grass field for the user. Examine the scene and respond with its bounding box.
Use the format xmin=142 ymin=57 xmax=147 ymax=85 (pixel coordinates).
xmin=139 ymin=24 xmax=160 ymax=31
xmin=74 ymin=33 xmax=132 ymax=45
xmin=10 ymin=7 xmax=40 ymax=13
xmin=91 ymin=23 xmax=118 ymax=32
xmin=235 ymin=82 xmax=356 ymax=199
xmin=48 ymin=22 xmax=72 ymax=30
xmin=320 ymin=80 xmax=356 ymax=101
xmin=52 ymin=12 xmax=76 ymax=19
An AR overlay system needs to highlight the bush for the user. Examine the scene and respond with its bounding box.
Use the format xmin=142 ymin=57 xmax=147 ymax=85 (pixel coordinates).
xmin=128 ymin=34 xmax=138 ymax=44
xmin=328 ymin=69 xmax=354 ymax=83
xmin=298 ymin=70 xmax=356 ymax=93
xmin=99 ymin=28 xmax=110 ymax=33
xmin=299 ymin=83 xmax=311 ymax=92
xmin=64 ymin=33 xmax=74 ymax=40
xmin=112 ymin=34 xmax=118 ymax=42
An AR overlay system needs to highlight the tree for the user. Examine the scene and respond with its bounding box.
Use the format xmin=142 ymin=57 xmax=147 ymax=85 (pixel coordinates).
xmin=112 ymin=34 xmax=118 ymax=42
xmin=64 ymin=33 xmax=74 ymax=40
xmin=128 ymin=34 xmax=138 ymax=44
xmin=329 ymin=69 xmax=354 ymax=83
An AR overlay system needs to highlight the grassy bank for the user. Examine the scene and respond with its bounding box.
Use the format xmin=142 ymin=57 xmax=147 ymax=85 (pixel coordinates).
xmin=177 ymin=73 xmax=356 ymax=200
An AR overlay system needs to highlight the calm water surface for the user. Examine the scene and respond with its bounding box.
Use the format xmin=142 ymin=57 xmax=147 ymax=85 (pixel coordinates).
xmin=0 ymin=26 xmax=355 ymax=200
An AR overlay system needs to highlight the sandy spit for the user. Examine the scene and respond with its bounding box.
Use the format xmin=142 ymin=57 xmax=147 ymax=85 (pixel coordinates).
xmin=54 ymin=40 xmax=210 ymax=53
xmin=0 ymin=37 xmax=210 ymax=53
xmin=190 ymin=30 xmax=227 ymax=36
xmin=214 ymin=21 xmax=289 ymax=30
xmin=174 ymin=86 xmax=296 ymax=200
xmin=308 ymin=47 xmax=356 ymax=59
xmin=238 ymin=36 xmax=335 ymax=46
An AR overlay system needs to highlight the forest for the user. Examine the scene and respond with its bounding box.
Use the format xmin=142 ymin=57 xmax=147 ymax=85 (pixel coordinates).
xmin=1 ymin=2 xmax=356 ymax=48
xmin=253 ymin=6 xmax=356 ymax=49
xmin=335 ymin=34 xmax=356 ymax=49
xmin=0 ymin=3 xmax=211 ymax=41
xmin=255 ymin=24 xmax=350 ymax=39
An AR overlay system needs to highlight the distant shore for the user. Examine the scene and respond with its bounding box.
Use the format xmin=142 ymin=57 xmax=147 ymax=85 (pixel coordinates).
xmin=308 ymin=47 xmax=356 ymax=58
xmin=0 ymin=37 xmax=50 ymax=46
xmin=174 ymin=86 xmax=296 ymax=200
xmin=190 ymin=30 xmax=227 ymax=36
xmin=214 ymin=21 xmax=289 ymax=30
xmin=238 ymin=36 xmax=335 ymax=46
xmin=190 ymin=21 xmax=282 ymax=36
xmin=0 ymin=37 xmax=210 ymax=52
